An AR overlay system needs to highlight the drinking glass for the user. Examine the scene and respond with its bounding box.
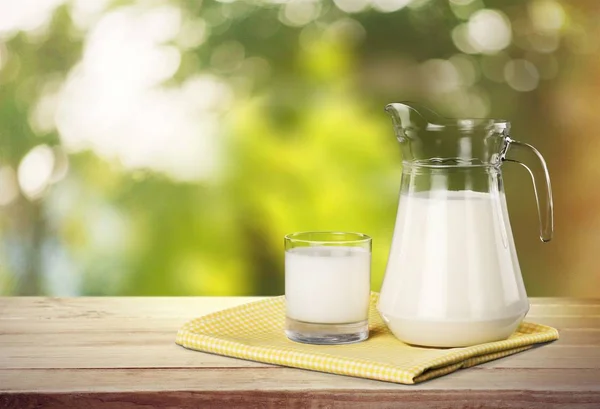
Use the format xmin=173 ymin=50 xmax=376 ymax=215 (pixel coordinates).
xmin=284 ymin=231 xmax=371 ymax=345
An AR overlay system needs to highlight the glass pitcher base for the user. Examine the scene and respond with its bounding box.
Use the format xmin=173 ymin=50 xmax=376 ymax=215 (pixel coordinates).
xmin=380 ymin=313 xmax=526 ymax=348
xmin=285 ymin=317 xmax=369 ymax=345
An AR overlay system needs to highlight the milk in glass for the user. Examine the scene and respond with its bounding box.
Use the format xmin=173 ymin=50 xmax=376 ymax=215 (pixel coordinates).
xmin=286 ymin=246 xmax=370 ymax=324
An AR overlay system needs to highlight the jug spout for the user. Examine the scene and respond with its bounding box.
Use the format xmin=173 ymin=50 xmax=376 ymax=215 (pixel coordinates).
xmin=385 ymin=102 xmax=448 ymax=141
xmin=384 ymin=101 xmax=510 ymax=166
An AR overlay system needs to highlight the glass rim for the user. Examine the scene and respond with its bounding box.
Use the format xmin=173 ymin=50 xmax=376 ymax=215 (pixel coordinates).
xmin=284 ymin=231 xmax=371 ymax=244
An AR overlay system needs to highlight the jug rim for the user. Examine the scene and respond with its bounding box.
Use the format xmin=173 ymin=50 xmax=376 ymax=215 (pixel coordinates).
xmin=424 ymin=119 xmax=509 ymax=131
xmin=385 ymin=102 xmax=509 ymax=131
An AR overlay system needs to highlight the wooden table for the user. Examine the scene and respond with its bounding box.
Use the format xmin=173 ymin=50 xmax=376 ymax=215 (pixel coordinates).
xmin=0 ymin=298 xmax=599 ymax=408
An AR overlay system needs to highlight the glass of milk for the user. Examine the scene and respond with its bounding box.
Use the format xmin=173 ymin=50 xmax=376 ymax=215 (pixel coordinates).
xmin=284 ymin=231 xmax=371 ymax=345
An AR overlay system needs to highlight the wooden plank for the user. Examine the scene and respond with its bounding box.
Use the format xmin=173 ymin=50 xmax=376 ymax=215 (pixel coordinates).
xmin=0 ymin=318 xmax=183 ymax=334
xmin=524 ymin=316 xmax=600 ymax=329
xmin=1 ymin=297 xmax=598 ymax=320
xmin=1 ymin=298 xmax=599 ymax=335
xmin=0 ymin=297 xmax=261 ymax=320
xmin=529 ymin=300 xmax=600 ymax=315
xmin=2 ymin=315 xmax=594 ymax=331
xmin=0 ymin=344 xmax=270 ymax=369
xmin=0 ymin=297 xmax=260 ymax=336
xmin=0 ymin=329 xmax=596 ymax=349
xmin=0 ymin=332 xmax=180 ymax=347
xmin=529 ymin=305 xmax=600 ymax=315
xmin=1 ymin=343 xmax=597 ymax=370
xmin=2 ymin=389 xmax=599 ymax=409
xmin=0 ymin=322 xmax=596 ymax=342
xmin=1 ymin=368 xmax=600 ymax=407
xmin=1 ymin=313 xmax=599 ymax=336
xmin=530 ymin=298 xmax=600 ymax=305
xmin=0 ymin=330 xmax=595 ymax=369
xmin=481 ymin=345 xmax=600 ymax=368
xmin=0 ymin=316 xmax=597 ymax=335
xmin=557 ymin=329 xmax=600 ymax=345
xmin=1 ymin=368 xmax=599 ymax=392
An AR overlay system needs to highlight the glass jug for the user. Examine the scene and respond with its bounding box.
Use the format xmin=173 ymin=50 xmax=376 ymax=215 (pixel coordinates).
xmin=378 ymin=102 xmax=553 ymax=348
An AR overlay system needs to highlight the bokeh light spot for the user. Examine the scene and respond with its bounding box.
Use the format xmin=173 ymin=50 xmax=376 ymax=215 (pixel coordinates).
xmin=325 ymin=18 xmax=366 ymax=45
xmin=17 ymin=144 xmax=55 ymax=201
xmin=528 ymin=32 xmax=559 ymax=53
xmin=449 ymin=0 xmax=484 ymax=20
xmin=451 ymin=23 xmax=478 ymax=54
xmin=176 ymin=18 xmax=209 ymax=50
xmin=0 ymin=0 xmax=64 ymax=37
xmin=29 ymin=76 xmax=63 ymax=135
xmin=439 ymin=87 xmax=490 ymax=118
xmin=50 ymin=147 xmax=69 ymax=184
xmin=449 ymin=54 xmax=480 ymax=86
xmin=281 ymin=0 xmax=321 ymax=27
xmin=504 ymin=59 xmax=540 ymax=92
xmin=333 ymin=0 xmax=370 ymax=13
xmin=55 ymin=6 xmax=232 ymax=182
xmin=467 ymin=9 xmax=512 ymax=54
xmin=138 ymin=5 xmax=182 ymax=44
xmin=69 ymin=0 xmax=111 ymax=30
xmin=528 ymin=0 xmax=565 ymax=33
xmin=372 ymin=0 xmax=413 ymax=13
xmin=421 ymin=59 xmax=461 ymax=93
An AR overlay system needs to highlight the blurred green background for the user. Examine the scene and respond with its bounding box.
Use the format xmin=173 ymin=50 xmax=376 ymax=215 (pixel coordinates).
xmin=0 ymin=0 xmax=598 ymax=296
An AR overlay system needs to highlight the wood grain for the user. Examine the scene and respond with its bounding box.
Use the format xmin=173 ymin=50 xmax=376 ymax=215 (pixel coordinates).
xmin=1 ymin=368 xmax=599 ymax=408
xmin=2 ymin=368 xmax=600 ymax=392
xmin=3 ymin=390 xmax=600 ymax=409
xmin=1 ymin=297 xmax=599 ymax=408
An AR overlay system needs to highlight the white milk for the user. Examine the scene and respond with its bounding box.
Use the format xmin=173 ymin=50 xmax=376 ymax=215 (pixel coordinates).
xmin=378 ymin=190 xmax=529 ymax=347
xmin=286 ymin=246 xmax=371 ymax=324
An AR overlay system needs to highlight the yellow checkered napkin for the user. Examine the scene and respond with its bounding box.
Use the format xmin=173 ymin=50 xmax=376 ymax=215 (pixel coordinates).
xmin=176 ymin=294 xmax=558 ymax=384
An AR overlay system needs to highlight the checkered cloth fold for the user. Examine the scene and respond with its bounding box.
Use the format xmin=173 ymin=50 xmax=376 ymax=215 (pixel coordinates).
xmin=176 ymin=294 xmax=558 ymax=384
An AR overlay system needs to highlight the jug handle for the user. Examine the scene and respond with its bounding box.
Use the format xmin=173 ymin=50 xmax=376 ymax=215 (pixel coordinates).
xmin=502 ymin=137 xmax=554 ymax=242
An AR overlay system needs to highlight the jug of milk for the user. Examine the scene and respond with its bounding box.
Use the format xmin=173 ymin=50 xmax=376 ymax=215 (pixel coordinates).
xmin=378 ymin=102 xmax=554 ymax=347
